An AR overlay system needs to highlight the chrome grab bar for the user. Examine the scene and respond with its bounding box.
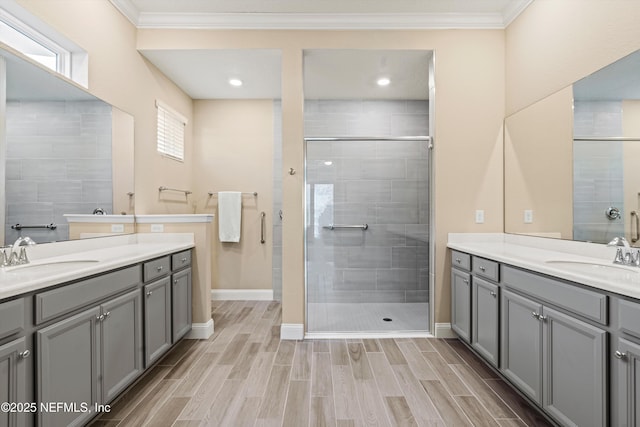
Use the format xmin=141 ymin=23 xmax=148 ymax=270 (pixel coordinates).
xmin=260 ymin=212 xmax=266 ymax=244
xmin=323 ymin=224 xmax=369 ymax=231
xmin=11 ymin=223 xmax=57 ymax=230
xmin=632 ymin=211 xmax=640 ymax=243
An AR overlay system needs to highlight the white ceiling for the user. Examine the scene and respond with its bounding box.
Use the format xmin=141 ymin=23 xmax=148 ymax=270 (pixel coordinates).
xmin=127 ymin=0 xmax=531 ymax=100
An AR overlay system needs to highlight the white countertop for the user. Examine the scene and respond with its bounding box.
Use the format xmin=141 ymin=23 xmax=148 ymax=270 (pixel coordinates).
xmin=0 ymin=233 xmax=194 ymax=300
xmin=448 ymin=233 xmax=640 ymax=300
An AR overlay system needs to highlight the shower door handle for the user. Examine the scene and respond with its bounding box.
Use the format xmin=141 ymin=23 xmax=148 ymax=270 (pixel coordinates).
xmin=632 ymin=211 xmax=639 ymax=243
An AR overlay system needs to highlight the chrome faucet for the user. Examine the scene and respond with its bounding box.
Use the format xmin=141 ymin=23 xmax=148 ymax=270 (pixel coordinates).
xmin=607 ymin=236 xmax=639 ymax=266
xmin=2 ymin=237 xmax=37 ymax=267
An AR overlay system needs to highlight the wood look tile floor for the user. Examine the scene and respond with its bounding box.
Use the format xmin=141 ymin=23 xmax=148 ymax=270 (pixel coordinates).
xmin=91 ymin=301 xmax=553 ymax=427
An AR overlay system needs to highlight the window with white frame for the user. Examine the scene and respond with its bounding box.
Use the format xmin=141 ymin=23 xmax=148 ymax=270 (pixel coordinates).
xmin=0 ymin=5 xmax=88 ymax=86
xmin=156 ymin=100 xmax=187 ymax=161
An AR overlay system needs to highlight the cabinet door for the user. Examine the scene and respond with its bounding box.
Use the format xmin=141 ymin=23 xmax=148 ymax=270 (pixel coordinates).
xmin=172 ymin=268 xmax=192 ymax=342
xmin=37 ymin=307 xmax=101 ymax=427
xmin=541 ymin=306 xmax=606 ymax=427
xmin=501 ymin=289 xmax=543 ymax=405
xmin=472 ymin=278 xmax=499 ymax=367
xmin=101 ymin=290 xmax=143 ymax=403
xmin=144 ymin=278 xmax=171 ymax=367
xmin=616 ymin=338 xmax=640 ymax=427
xmin=451 ymin=268 xmax=471 ymax=343
xmin=0 ymin=337 xmax=28 ymax=427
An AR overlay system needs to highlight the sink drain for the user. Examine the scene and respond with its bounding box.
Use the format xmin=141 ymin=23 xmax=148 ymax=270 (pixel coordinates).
xmin=383 ymin=318 xmax=392 ymax=322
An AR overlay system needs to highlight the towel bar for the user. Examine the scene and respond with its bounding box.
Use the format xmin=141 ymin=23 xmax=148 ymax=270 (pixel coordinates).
xmin=159 ymin=186 xmax=192 ymax=195
xmin=208 ymin=191 xmax=257 ymax=197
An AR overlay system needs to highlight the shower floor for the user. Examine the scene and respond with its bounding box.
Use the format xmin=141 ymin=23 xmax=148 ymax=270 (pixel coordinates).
xmin=307 ymin=302 xmax=429 ymax=335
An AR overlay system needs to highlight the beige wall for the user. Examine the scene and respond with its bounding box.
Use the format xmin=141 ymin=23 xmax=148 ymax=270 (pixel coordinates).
xmin=192 ymin=100 xmax=274 ymax=291
xmin=17 ymin=0 xmax=194 ymax=215
xmin=138 ymin=30 xmax=506 ymax=326
xmin=504 ymin=87 xmax=574 ymax=238
xmin=506 ymin=0 xmax=640 ymax=115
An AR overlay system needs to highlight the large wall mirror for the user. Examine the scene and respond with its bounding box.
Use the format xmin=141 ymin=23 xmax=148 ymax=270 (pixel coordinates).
xmin=505 ymin=49 xmax=640 ymax=245
xmin=0 ymin=46 xmax=134 ymax=245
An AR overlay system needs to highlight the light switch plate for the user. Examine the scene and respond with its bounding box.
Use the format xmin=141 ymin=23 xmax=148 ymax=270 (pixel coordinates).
xmin=111 ymin=224 xmax=124 ymax=233
xmin=524 ymin=210 xmax=533 ymax=224
xmin=475 ymin=210 xmax=485 ymax=224
xmin=150 ymin=224 xmax=164 ymax=233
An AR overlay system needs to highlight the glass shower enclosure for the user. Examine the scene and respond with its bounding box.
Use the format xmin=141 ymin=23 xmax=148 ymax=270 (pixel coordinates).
xmin=305 ymin=135 xmax=431 ymax=335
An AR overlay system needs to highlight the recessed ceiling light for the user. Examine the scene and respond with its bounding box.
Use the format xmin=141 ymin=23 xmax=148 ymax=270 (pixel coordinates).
xmin=324 ymin=161 xmax=333 ymax=166
xmin=377 ymin=77 xmax=391 ymax=86
xmin=229 ymin=78 xmax=243 ymax=87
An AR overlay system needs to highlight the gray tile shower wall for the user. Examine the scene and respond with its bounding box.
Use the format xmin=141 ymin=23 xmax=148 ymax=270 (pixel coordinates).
xmin=304 ymin=99 xmax=429 ymax=304
xmin=5 ymin=101 xmax=112 ymax=244
xmin=573 ymin=101 xmax=624 ymax=243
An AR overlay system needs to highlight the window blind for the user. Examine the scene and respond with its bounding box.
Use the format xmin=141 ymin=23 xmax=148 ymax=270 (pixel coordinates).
xmin=156 ymin=100 xmax=187 ymax=161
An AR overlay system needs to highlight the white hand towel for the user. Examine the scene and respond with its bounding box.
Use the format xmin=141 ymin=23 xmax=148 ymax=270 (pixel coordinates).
xmin=218 ymin=192 xmax=242 ymax=242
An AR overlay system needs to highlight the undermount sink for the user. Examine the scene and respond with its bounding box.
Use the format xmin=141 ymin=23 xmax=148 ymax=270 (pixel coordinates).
xmin=4 ymin=259 xmax=100 ymax=272
xmin=545 ymin=259 xmax=640 ymax=274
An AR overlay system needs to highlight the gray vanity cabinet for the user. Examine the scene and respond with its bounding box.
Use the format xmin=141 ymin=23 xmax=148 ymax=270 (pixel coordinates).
xmin=144 ymin=277 xmax=172 ymax=366
xmin=0 ymin=337 xmax=29 ymax=427
xmin=472 ymin=277 xmax=499 ymax=367
xmin=37 ymin=306 xmax=101 ymax=427
xmin=541 ymin=306 xmax=607 ymax=427
xmin=101 ymin=290 xmax=143 ymax=403
xmin=615 ymin=337 xmax=640 ymax=427
xmin=501 ymin=288 xmax=607 ymax=427
xmin=451 ymin=268 xmax=471 ymax=343
xmin=37 ymin=289 xmax=143 ymax=427
xmin=501 ymin=289 xmax=543 ymax=404
xmin=172 ymin=268 xmax=192 ymax=342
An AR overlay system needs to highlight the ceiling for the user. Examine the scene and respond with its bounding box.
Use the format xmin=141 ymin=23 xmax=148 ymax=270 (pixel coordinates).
xmin=125 ymin=0 xmax=532 ymax=100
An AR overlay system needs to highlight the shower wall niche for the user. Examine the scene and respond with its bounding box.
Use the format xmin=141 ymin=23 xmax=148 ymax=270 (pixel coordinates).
xmin=305 ymin=99 xmax=429 ymax=305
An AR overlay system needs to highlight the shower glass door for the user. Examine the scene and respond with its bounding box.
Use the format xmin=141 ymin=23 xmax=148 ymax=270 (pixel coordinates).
xmin=305 ymin=137 xmax=430 ymax=334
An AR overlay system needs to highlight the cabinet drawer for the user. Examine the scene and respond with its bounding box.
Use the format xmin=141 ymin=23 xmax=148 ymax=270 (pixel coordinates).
xmin=35 ymin=265 xmax=141 ymax=324
xmin=618 ymin=299 xmax=640 ymax=339
xmin=172 ymin=250 xmax=191 ymax=271
xmin=0 ymin=298 xmax=24 ymax=340
xmin=472 ymin=256 xmax=499 ymax=282
xmin=502 ymin=265 xmax=607 ymax=325
xmin=144 ymin=256 xmax=171 ymax=282
xmin=451 ymin=251 xmax=471 ymax=271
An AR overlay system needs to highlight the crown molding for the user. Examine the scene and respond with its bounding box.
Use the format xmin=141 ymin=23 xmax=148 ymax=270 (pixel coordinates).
xmin=502 ymin=0 xmax=534 ymax=27
xmin=109 ymin=0 xmax=140 ymax=26
xmin=108 ymin=0 xmax=526 ymax=30
xmin=136 ymin=12 xmax=507 ymax=30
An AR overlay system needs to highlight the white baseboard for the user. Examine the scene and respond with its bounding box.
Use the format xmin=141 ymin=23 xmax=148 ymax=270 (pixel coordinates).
xmin=280 ymin=323 xmax=304 ymax=340
xmin=434 ymin=323 xmax=456 ymax=338
xmin=211 ymin=289 xmax=274 ymax=301
xmin=185 ymin=319 xmax=214 ymax=340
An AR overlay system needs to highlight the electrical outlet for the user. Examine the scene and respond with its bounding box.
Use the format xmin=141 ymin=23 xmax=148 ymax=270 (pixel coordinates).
xmin=150 ymin=224 xmax=164 ymax=233
xmin=524 ymin=210 xmax=533 ymax=224
xmin=111 ymin=224 xmax=124 ymax=233
xmin=475 ymin=210 xmax=485 ymax=224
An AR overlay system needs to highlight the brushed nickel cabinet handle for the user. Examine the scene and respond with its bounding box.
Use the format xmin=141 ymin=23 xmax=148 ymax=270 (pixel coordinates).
xmin=615 ymin=350 xmax=627 ymax=360
xmin=19 ymin=350 xmax=30 ymax=359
